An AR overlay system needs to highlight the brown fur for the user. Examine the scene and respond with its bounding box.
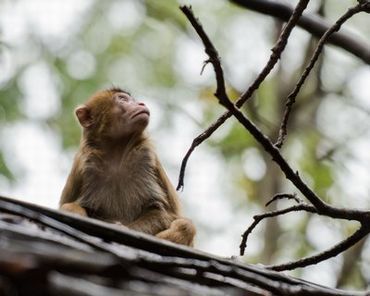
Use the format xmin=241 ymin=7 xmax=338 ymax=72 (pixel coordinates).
xmin=60 ymin=88 xmax=195 ymax=246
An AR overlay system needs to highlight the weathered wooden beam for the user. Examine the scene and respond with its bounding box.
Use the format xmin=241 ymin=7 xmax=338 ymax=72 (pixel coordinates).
xmin=0 ymin=195 xmax=365 ymax=296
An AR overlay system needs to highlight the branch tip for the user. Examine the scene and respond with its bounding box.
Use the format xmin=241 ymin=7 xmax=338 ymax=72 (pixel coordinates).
xmin=200 ymin=59 xmax=211 ymax=75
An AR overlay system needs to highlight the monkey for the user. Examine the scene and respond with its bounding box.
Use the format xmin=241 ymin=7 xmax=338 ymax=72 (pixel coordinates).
xmin=59 ymin=87 xmax=195 ymax=247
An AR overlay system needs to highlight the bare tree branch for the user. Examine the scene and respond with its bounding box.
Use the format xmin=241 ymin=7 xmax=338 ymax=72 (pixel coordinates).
xmin=229 ymin=0 xmax=370 ymax=64
xmin=180 ymin=4 xmax=370 ymax=270
xmin=180 ymin=5 xmax=368 ymax=215
xmin=177 ymin=0 xmax=311 ymax=190
xmin=177 ymin=0 xmax=370 ymax=191
xmin=275 ymin=2 xmax=366 ymax=148
xmin=267 ymin=226 xmax=369 ymax=271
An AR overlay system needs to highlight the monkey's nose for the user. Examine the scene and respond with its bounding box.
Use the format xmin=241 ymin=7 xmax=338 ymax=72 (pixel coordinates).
xmin=138 ymin=102 xmax=146 ymax=106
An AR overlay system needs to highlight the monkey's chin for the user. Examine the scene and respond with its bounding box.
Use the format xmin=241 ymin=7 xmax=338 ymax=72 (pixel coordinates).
xmin=132 ymin=114 xmax=150 ymax=127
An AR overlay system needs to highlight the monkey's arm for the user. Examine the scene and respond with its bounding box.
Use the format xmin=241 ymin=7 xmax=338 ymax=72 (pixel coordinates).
xmin=154 ymin=157 xmax=181 ymax=213
xmin=124 ymin=156 xmax=181 ymax=234
xmin=147 ymin=158 xmax=196 ymax=246
xmin=59 ymin=158 xmax=87 ymax=216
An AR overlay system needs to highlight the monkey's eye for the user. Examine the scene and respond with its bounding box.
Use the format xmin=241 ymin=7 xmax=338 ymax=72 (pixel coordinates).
xmin=117 ymin=94 xmax=130 ymax=103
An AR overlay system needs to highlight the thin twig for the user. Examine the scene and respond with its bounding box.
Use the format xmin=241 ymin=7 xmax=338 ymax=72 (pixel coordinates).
xmin=267 ymin=226 xmax=369 ymax=271
xmin=275 ymin=3 xmax=366 ymax=148
xmin=177 ymin=0 xmax=310 ymax=190
xmin=236 ymin=0 xmax=311 ymax=107
xmin=240 ymin=204 xmax=316 ymax=256
xmin=265 ymin=193 xmax=301 ymax=207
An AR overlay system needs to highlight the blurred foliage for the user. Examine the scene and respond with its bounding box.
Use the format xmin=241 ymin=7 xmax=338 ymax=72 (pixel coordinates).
xmin=217 ymin=122 xmax=255 ymax=157
xmin=299 ymin=131 xmax=334 ymax=198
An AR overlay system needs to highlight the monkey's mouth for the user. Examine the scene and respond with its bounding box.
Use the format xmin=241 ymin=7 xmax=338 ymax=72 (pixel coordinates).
xmin=131 ymin=110 xmax=150 ymax=119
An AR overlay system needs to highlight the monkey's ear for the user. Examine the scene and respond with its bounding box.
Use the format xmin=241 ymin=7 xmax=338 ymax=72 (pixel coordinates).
xmin=75 ymin=105 xmax=93 ymax=128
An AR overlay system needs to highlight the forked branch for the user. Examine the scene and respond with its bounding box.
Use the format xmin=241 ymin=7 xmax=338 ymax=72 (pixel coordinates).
xmin=177 ymin=0 xmax=311 ymax=190
xmin=240 ymin=203 xmax=316 ymax=256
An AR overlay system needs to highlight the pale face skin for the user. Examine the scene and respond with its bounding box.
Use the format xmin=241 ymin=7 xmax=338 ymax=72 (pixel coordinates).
xmin=107 ymin=92 xmax=150 ymax=140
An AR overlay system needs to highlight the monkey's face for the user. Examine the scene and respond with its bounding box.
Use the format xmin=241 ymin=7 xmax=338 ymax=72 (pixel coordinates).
xmin=75 ymin=89 xmax=150 ymax=141
xmin=109 ymin=91 xmax=150 ymax=138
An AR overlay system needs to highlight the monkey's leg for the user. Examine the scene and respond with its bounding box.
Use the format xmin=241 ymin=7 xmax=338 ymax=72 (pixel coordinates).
xmin=60 ymin=202 xmax=87 ymax=217
xmin=156 ymin=218 xmax=196 ymax=247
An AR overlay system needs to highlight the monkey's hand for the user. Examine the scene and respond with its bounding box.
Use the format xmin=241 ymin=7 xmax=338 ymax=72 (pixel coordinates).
xmin=60 ymin=202 xmax=87 ymax=217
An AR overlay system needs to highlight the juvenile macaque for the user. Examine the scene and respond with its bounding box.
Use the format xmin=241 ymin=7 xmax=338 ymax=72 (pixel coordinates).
xmin=60 ymin=87 xmax=195 ymax=246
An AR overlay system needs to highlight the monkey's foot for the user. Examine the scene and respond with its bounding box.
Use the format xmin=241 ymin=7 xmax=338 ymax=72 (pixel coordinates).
xmin=156 ymin=218 xmax=196 ymax=247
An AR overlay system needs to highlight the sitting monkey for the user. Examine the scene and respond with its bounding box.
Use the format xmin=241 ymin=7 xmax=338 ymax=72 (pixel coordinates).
xmin=60 ymin=87 xmax=195 ymax=246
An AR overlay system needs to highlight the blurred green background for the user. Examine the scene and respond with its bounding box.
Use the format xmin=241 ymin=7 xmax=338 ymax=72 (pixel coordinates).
xmin=1 ymin=0 xmax=370 ymax=290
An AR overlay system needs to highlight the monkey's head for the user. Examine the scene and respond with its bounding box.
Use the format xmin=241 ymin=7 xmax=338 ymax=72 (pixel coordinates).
xmin=75 ymin=87 xmax=150 ymax=141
